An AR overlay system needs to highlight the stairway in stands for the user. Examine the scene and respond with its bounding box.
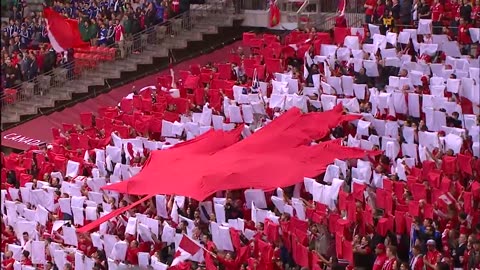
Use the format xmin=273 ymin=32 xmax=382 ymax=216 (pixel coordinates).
xmin=1 ymin=1 xmax=248 ymax=130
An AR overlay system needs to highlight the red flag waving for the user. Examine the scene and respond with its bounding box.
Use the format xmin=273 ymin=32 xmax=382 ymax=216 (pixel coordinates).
xmin=178 ymin=234 xmax=201 ymax=255
xmin=269 ymin=0 xmax=281 ymax=27
xmin=43 ymin=7 xmax=89 ymax=52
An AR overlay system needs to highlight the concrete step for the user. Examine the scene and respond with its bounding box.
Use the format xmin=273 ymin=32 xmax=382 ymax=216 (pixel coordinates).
xmin=36 ymin=97 xmax=56 ymax=108
xmin=49 ymin=91 xmax=72 ymax=101
xmin=6 ymin=100 xmax=39 ymax=115
xmin=77 ymin=76 xmax=105 ymax=86
xmin=85 ymin=58 xmax=140 ymax=80
xmin=101 ymin=70 xmax=122 ymax=79
xmin=163 ymin=39 xmax=188 ymax=49
xmin=182 ymin=30 xmax=203 ymax=42
xmin=196 ymin=18 xmax=229 ymax=28
xmin=99 ymin=60 xmax=138 ymax=72
xmin=194 ymin=24 xmax=219 ymax=34
xmin=115 ymin=63 xmax=138 ymax=72
xmin=84 ymin=68 xmax=121 ymax=80
xmin=129 ymin=55 xmax=154 ymax=65
xmin=64 ymin=81 xmax=91 ymax=94
xmin=1 ymin=111 xmax=20 ymax=124
xmin=142 ymin=47 xmax=169 ymax=58
xmin=133 ymin=55 xmax=156 ymax=65
xmin=216 ymin=18 xmax=234 ymax=27
xmin=141 ymin=52 xmax=168 ymax=60
xmin=209 ymin=14 xmax=235 ymax=26
xmin=68 ymin=86 xmax=90 ymax=94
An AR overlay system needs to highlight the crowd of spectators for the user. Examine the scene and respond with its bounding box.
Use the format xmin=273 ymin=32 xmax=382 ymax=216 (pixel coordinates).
xmin=363 ymin=0 xmax=480 ymax=35
xmin=0 ymin=0 xmax=180 ymax=90
xmin=1 ymin=15 xmax=479 ymax=270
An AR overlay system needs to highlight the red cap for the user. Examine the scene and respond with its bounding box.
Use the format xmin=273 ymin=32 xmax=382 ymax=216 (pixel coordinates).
xmin=376 ymin=243 xmax=386 ymax=250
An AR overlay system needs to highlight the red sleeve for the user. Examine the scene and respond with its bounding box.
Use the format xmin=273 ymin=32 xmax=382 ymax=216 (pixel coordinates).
xmin=234 ymin=245 xmax=250 ymax=265
xmin=139 ymin=241 xmax=151 ymax=252
xmin=218 ymin=257 xmax=238 ymax=269
xmin=416 ymin=257 xmax=424 ymax=270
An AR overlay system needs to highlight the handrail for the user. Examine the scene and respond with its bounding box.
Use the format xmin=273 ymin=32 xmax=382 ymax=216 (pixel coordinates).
xmin=314 ymin=14 xmax=337 ymax=30
xmin=296 ymin=0 xmax=310 ymax=14
xmin=294 ymin=0 xmax=310 ymax=27
xmin=367 ymin=22 xmax=463 ymax=30
xmin=350 ymin=15 xmax=364 ymax=28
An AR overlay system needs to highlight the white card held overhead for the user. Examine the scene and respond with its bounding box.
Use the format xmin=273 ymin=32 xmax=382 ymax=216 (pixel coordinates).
xmin=398 ymin=32 xmax=411 ymax=44
xmin=210 ymin=222 xmax=234 ymax=251
xmin=344 ymin=36 xmax=360 ymax=50
xmin=368 ymin=24 xmax=380 ymax=36
xmin=417 ymin=19 xmax=432 ymax=35
xmin=469 ymin=28 xmax=480 ymax=43
xmin=385 ymin=32 xmax=397 ymax=46
xmin=244 ymin=189 xmax=267 ymax=209
xmin=364 ymin=60 xmax=379 ymax=77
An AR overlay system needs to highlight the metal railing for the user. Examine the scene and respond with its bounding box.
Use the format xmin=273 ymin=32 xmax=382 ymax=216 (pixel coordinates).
xmin=0 ymin=2 xmax=226 ymax=112
xmin=269 ymin=0 xmax=364 ymax=30
xmin=311 ymin=12 xmax=364 ymax=31
xmin=242 ymin=0 xmax=268 ymax=10
xmin=295 ymin=0 xmax=314 ymax=28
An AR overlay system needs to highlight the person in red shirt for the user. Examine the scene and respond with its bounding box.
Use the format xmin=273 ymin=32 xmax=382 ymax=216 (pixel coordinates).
xmin=114 ymin=19 xmax=125 ymax=43
xmin=431 ymin=0 xmax=444 ymax=33
xmin=458 ymin=18 xmax=473 ymax=54
xmin=20 ymin=251 xmax=33 ymax=266
xmin=410 ymin=245 xmax=425 ymax=270
xmin=1 ymin=225 xmax=18 ymax=251
xmin=446 ymin=0 xmax=460 ymax=23
xmin=364 ymin=0 xmax=377 ymax=23
xmin=126 ymin=240 xmax=141 ymax=265
xmin=1 ymin=251 xmax=15 ymax=270
xmin=472 ymin=0 xmax=480 ymax=26
xmin=77 ymin=233 xmax=94 ymax=257
xmin=373 ymin=243 xmax=387 ymax=270
xmin=217 ymin=246 xmax=250 ymax=270
xmin=374 ymin=0 xmax=386 ymax=23
xmin=425 ymin=239 xmax=441 ymax=270
xmin=382 ymin=245 xmax=398 ymax=270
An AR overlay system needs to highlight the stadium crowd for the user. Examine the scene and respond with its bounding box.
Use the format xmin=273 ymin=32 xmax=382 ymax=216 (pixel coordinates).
xmin=0 ymin=0 xmax=177 ymax=89
xmin=1 ymin=2 xmax=480 ymax=270
xmin=362 ymin=0 xmax=480 ymax=37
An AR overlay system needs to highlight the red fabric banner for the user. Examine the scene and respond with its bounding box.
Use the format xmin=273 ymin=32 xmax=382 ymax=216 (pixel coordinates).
xmin=102 ymin=106 xmax=380 ymax=202
xmin=77 ymin=195 xmax=153 ymax=233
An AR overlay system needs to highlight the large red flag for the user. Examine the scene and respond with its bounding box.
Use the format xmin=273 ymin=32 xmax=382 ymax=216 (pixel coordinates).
xmin=269 ymin=0 xmax=281 ymax=27
xmin=43 ymin=7 xmax=89 ymax=52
